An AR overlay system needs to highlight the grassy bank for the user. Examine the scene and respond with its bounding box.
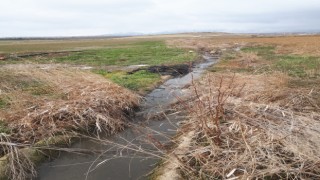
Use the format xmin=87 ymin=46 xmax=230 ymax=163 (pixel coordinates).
xmin=0 ymin=65 xmax=139 ymax=179
xmin=94 ymin=69 xmax=162 ymax=93
xmin=0 ymin=66 xmax=140 ymax=142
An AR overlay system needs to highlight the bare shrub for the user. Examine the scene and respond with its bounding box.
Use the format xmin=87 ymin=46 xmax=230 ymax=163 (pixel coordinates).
xmin=188 ymin=74 xmax=240 ymax=146
xmin=172 ymin=73 xmax=320 ymax=179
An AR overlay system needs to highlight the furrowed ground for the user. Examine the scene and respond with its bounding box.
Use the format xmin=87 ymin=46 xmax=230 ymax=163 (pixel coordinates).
xmin=156 ymin=35 xmax=320 ymax=179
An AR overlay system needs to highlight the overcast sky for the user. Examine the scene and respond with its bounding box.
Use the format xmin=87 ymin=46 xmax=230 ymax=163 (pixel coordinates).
xmin=1 ymin=0 xmax=320 ymax=37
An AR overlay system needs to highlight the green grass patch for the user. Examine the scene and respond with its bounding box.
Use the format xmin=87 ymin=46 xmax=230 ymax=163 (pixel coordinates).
xmin=5 ymin=77 xmax=55 ymax=96
xmin=238 ymin=45 xmax=320 ymax=77
xmin=275 ymin=55 xmax=320 ymax=77
xmin=221 ymin=50 xmax=237 ymax=61
xmin=22 ymin=81 xmax=54 ymax=96
xmin=241 ymin=46 xmax=275 ymax=61
xmin=209 ymin=66 xmax=227 ymax=72
xmin=94 ymin=70 xmax=161 ymax=91
xmin=0 ymin=74 xmax=55 ymax=96
xmin=210 ymin=66 xmax=259 ymax=74
xmin=0 ymin=120 xmax=10 ymax=134
xmin=35 ymin=41 xmax=197 ymax=66
xmin=0 ymin=95 xmax=11 ymax=109
xmin=241 ymin=46 xmax=275 ymax=58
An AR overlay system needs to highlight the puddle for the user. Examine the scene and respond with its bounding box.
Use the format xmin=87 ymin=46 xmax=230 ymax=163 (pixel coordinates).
xmin=37 ymin=54 xmax=219 ymax=180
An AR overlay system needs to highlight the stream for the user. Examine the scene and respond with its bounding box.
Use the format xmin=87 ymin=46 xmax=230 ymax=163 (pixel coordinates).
xmin=37 ymin=54 xmax=219 ymax=180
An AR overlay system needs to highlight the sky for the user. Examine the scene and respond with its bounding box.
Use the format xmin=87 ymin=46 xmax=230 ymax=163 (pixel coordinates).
xmin=1 ymin=0 xmax=320 ymax=37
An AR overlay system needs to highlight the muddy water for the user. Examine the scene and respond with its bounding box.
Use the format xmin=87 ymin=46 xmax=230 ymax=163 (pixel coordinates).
xmin=37 ymin=54 xmax=218 ymax=180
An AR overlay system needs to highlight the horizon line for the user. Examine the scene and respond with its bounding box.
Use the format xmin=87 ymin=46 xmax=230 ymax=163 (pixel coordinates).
xmin=1 ymin=30 xmax=319 ymax=39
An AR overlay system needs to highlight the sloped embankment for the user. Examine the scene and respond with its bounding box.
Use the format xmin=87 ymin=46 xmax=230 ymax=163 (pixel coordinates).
xmin=0 ymin=64 xmax=139 ymax=179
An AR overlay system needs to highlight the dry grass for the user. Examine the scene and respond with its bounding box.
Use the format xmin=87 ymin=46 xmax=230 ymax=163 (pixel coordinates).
xmin=167 ymin=72 xmax=320 ymax=179
xmin=0 ymin=65 xmax=139 ymax=143
xmin=167 ymin=35 xmax=320 ymax=56
xmin=0 ymin=134 xmax=36 ymax=180
xmin=217 ymin=52 xmax=266 ymax=71
xmin=0 ymin=34 xmax=199 ymax=55
xmin=0 ymin=37 xmax=158 ymax=54
xmin=140 ymin=35 xmax=320 ymax=179
xmin=166 ymin=35 xmax=320 ymax=179
xmin=0 ymin=64 xmax=140 ymax=179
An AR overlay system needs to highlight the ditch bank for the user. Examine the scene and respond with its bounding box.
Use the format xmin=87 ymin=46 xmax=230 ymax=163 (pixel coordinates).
xmin=36 ymin=53 xmax=219 ymax=180
xmin=0 ymin=67 xmax=139 ymax=180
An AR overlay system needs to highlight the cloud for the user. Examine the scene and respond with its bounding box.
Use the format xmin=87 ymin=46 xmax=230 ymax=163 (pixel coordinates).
xmin=0 ymin=0 xmax=319 ymax=37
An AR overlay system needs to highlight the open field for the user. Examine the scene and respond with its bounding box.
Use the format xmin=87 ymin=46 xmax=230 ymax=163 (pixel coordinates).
xmin=0 ymin=40 xmax=196 ymax=66
xmin=0 ymin=33 xmax=228 ymax=54
xmin=1 ymin=33 xmax=320 ymax=179
xmin=28 ymin=41 xmax=196 ymax=66
xmin=0 ymin=38 xmax=197 ymax=93
xmin=0 ymin=37 xmax=156 ymax=54
xmin=168 ymin=34 xmax=320 ymax=56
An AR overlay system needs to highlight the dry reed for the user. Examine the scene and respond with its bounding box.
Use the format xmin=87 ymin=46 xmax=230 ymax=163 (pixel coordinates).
xmin=168 ymin=72 xmax=320 ymax=179
xmin=0 ymin=64 xmax=139 ymax=179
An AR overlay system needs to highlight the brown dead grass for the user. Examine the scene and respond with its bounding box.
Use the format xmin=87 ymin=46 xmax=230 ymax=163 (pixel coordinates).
xmin=0 ymin=64 xmax=139 ymax=180
xmin=0 ymin=65 xmax=139 ymax=144
xmin=171 ymin=72 xmax=320 ymax=179
xmin=167 ymin=35 xmax=320 ymax=56
xmin=218 ymin=52 xmax=267 ymax=71
xmin=158 ymin=35 xmax=320 ymax=179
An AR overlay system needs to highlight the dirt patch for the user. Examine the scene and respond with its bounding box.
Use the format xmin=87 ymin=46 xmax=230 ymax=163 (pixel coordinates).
xmin=128 ymin=64 xmax=192 ymax=77
xmin=146 ymin=64 xmax=191 ymax=77
xmin=155 ymin=130 xmax=195 ymax=180
xmin=0 ymin=55 xmax=6 ymax=60
xmin=8 ymin=51 xmax=81 ymax=59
